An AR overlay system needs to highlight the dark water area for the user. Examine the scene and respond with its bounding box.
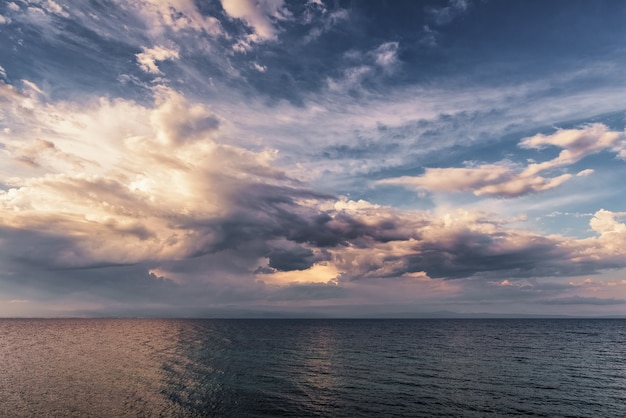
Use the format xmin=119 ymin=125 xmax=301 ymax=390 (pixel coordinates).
xmin=1 ymin=319 xmax=625 ymax=417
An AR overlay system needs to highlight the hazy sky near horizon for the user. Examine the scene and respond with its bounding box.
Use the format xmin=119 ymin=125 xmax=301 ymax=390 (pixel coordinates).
xmin=1 ymin=0 xmax=626 ymax=317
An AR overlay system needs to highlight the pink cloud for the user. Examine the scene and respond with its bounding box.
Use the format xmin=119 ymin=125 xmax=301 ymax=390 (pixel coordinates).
xmin=378 ymin=124 xmax=624 ymax=197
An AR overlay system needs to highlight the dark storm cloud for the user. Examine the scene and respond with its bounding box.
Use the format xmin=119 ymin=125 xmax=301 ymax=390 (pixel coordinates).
xmin=3 ymin=172 xmax=622 ymax=288
xmin=191 ymin=182 xmax=416 ymax=257
xmin=405 ymin=236 xmax=569 ymax=280
xmin=267 ymin=247 xmax=315 ymax=271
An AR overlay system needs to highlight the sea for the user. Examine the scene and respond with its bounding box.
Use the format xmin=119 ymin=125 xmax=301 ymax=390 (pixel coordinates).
xmin=0 ymin=318 xmax=625 ymax=417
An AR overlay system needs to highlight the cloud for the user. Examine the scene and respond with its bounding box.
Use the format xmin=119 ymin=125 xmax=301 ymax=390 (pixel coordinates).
xmin=576 ymin=169 xmax=594 ymax=177
xmin=323 ymin=206 xmax=559 ymax=281
xmin=420 ymin=0 xmax=471 ymax=46
xmin=221 ymin=0 xmax=289 ymax=42
xmin=5 ymin=0 xmax=67 ymax=19
xmin=520 ymin=123 xmax=625 ymax=170
xmin=426 ymin=0 xmax=470 ymax=26
xmin=306 ymin=0 xmax=325 ymax=9
xmin=128 ymin=0 xmax=223 ymax=36
xmin=303 ymin=7 xmax=349 ymax=42
xmin=419 ymin=25 xmax=438 ymax=47
xmin=262 ymin=240 xmax=330 ymax=272
xmin=267 ymin=282 xmax=348 ymax=302
xmin=6 ymin=75 xmax=605 ymax=283
xmin=3 ymin=138 xmax=89 ymax=169
xmin=325 ymin=42 xmax=401 ymax=93
xmin=252 ymin=62 xmax=267 ymax=72
xmin=377 ymin=124 xmax=625 ymax=198
xmin=40 ymin=0 xmax=69 ymax=18
xmin=589 ymin=209 xmax=626 ymax=235
xmin=327 ymin=206 xmax=626 ymax=283
xmin=7 ymin=1 xmax=67 ymax=25
xmin=372 ymin=42 xmax=399 ymax=72
xmin=258 ymin=263 xmax=340 ymax=286
xmin=149 ymin=86 xmax=220 ymax=145
xmin=377 ymin=163 xmax=573 ymax=197
xmin=2 ymin=61 xmax=626 ymax=314
xmin=136 ymin=45 xmax=180 ymax=74
xmin=1 ymin=83 xmax=294 ymax=268
xmin=6 ymin=0 xmax=626 ymax=188
xmin=541 ymin=296 xmax=626 ymax=305
xmin=22 ymin=79 xmax=44 ymax=95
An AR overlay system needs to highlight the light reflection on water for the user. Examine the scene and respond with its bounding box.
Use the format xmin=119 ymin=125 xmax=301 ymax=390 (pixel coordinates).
xmin=1 ymin=318 xmax=626 ymax=417
xmin=0 ymin=319 xmax=184 ymax=417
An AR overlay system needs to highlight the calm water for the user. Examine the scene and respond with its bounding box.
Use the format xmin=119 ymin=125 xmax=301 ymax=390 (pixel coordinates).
xmin=0 ymin=319 xmax=625 ymax=417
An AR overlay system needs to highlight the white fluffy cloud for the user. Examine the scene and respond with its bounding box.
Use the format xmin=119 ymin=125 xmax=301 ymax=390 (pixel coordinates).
xmin=520 ymin=123 xmax=625 ymax=173
xmin=136 ymin=45 xmax=180 ymax=74
xmin=0 ymin=83 xmax=289 ymax=268
xmin=377 ymin=163 xmax=573 ymax=197
xmin=124 ymin=0 xmax=223 ymax=36
xmin=221 ymin=0 xmax=289 ymax=42
xmin=589 ymin=209 xmax=626 ymax=235
xmin=378 ymin=124 xmax=625 ymax=198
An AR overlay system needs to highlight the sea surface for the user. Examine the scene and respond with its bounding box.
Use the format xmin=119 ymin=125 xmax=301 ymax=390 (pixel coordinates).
xmin=0 ymin=318 xmax=625 ymax=417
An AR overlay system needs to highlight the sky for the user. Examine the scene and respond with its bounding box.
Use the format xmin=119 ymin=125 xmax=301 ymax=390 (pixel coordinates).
xmin=1 ymin=0 xmax=626 ymax=317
